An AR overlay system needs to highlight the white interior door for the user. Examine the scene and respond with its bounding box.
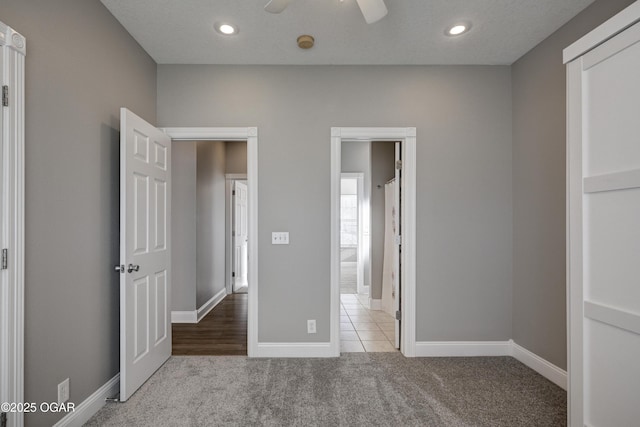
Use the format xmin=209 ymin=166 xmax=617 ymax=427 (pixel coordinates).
xmin=568 ymin=21 xmax=640 ymax=426
xmin=233 ymin=180 xmax=248 ymax=291
xmin=394 ymin=142 xmax=401 ymax=349
xmin=0 ymin=40 xmax=6 ymax=415
xmin=119 ymin=108 xmax=171 ymax=401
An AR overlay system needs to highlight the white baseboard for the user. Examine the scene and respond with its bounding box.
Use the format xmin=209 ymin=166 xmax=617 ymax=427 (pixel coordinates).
xmin=511 ymin=341 xmax=567 ymax=390
xmin=254 ymin=342 xmax=336 ymax=358
xmin=171 ymin=310 xmax=197 ymax=323
xmin=414 ymin=340 xmax=567 ymax=390
xmin=172 ymin=288 xmax=228 ymax=324
xmin=415 ymin=340 xmax=512 ymax=357
xmin=369 ymin=298 xmax=382 ymax=310
xmin=197 ymin=288 xmax=227 ymax=322
xmin=53 ymin=374 xmax=119 ymax=427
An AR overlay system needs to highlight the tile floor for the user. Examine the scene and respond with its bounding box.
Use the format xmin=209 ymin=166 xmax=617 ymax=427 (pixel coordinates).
xmin=340 ymin=293 xmax=398 ymax=353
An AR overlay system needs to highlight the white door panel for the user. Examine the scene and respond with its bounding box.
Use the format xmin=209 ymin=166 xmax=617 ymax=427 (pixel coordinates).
xmin=585 ymin=320 xmax=640 ymax=427
xmin=233 ymin=181 xmax=248 ymax=290
xmin=568 ymin=19 xmax=640 ymax=427
xmin=120 ymin=108 xmax=171 ymax=401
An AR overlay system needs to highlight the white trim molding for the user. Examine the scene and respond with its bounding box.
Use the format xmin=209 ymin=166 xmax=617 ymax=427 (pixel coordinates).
xmin=171 ymin=311 xmax=197 ymax=324
xmin=170 ymin=287 xmax=227 ymax=324
xmin=511 ymin=342 xmax=567 ymax=390
xmin=415 ymin=341 xmax=512 ymax=357
xmin=414 ymin=340 xmax=567 ymax=390
xmin=53 ymin=374 xmax=119 ymax=427
xmin=0 ymin=21 xmax=26 ymax=56
xmin=162 ymin=127 xmax=258 ymax=357
xmin=331 ymin=127 xmax=417 ymax=358
xmin=197 ymin=288 xmax=227 ymax=322
xmin=563 ymin=1 xmax=640 ymax=63
xmin=254 ymin=342 xmax=334 ymax=358
xmin=0 ymin=20 xmax=26 ymax=427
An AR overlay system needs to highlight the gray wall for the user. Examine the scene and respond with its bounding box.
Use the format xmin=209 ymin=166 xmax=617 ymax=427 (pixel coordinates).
xmin=172 ymin=141 xmax=232 ymax=312
xmin=370 ymin=142 xmax=396 ymax=300
xmin=341 ymin=141 xmax=371 ymax=289
xmin=158 ymin=65 xmax=513 ymax=342
xmin=511 ymin=0 xmax=635 ymax=370
xmin=171 ymin=141 xmax=197 ymax=311
xmin=1 ymin=1 xmax=157 ymax=425
xmin=196 ymin=141 xmax=227 ymax=307
xmin=225 ymin=141 xmax=248 ymax=174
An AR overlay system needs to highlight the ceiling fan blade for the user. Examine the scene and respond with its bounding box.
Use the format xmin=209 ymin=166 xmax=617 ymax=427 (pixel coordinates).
xmin=355 ymin=0 xmax=388 ymax=24
xmin=264 ymin=0 xmax=294 ymax=14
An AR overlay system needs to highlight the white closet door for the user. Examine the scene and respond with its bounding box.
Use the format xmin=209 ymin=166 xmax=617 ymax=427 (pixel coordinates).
xmin=568 ymin=20 xmax=640 ymax=427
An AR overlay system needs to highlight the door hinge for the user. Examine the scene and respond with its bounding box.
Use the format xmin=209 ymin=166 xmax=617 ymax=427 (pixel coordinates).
xmin=395 ymin=310 xmax=401 ymax=321
xmin=1 ymin=411 xmax=7 ymax=427
xmin=395 ymin=160 xmax=402 ymax=170
xmin=395 ymin=235 xmax=402 ymax=245
xmin=232 ymin=272 xmax=236 ymax=278
xmin=232 ymin=190 xmax=236 ymax=196
xmin=1 ymin=249 xmax=8 ymax=270
xmin=2 ymin=86 xmax=8 ymax=107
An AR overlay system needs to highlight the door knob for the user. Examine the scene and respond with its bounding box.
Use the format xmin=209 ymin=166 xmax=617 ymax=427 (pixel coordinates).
xmin=127 ymin=264 xmax=140 ymax=273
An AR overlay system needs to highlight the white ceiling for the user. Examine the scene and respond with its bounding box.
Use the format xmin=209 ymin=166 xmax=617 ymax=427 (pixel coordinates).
xmin=101 ymin=0 xmax=595 ymax=65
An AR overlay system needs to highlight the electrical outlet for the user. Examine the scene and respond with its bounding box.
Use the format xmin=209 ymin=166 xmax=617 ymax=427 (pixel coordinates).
xmin=307 ymin=319 xmax=316 ymax=334
xmin=58 ymin=378 xmax=70 ymax=404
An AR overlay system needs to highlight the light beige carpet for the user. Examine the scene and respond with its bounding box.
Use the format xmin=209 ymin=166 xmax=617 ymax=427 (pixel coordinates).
xmin=86 ymin=354 xmax=566 ymax=426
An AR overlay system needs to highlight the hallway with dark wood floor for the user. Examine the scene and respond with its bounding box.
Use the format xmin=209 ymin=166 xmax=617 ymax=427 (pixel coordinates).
xmin=172 ymin=293 xmax=247 ymax=355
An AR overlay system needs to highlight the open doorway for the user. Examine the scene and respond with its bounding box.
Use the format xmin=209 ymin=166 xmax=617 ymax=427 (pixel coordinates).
xmin=331 ymin=127 xmax=417 ymax=357
xmin=170 ymin=140 xmax=249 ymax=355
xmin=338 ymin=140 xmax=400 ymax=353
xmin=340 ymin=173 xmax=365 ymax=296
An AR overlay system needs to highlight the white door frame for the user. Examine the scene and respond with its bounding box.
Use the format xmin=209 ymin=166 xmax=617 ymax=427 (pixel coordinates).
xmin=340 ymin=173 xmax=366 ymax=295
xmin=331 ymin=127 xmax=417 ymax=357
xmin=0 ymin=21 xmax=26 ymax=427
xmin=162 ymin=127 xmax=258 ymax=357
xmin=225 ymin=173 xmax=247 ymax=295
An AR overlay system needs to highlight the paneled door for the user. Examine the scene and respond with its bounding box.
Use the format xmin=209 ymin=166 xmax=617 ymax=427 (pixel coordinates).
xmin=567 ymin=19 xmax=640 ymax=426
xmin=233 ymin=180 xmax=248 ymax=291
xmin=393 ymin=142 xmax=401 ymax=349
xmin=119 ymin=108 xmax=171 ymax=401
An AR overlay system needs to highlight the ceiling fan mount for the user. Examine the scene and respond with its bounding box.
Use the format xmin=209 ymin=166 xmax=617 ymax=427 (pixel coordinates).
xmin=264 ymin=0 xmax=388 ymax=25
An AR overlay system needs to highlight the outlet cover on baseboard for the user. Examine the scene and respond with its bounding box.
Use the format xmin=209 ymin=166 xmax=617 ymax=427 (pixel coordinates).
xmin=58 ymin=378 xmax=70 ymax=404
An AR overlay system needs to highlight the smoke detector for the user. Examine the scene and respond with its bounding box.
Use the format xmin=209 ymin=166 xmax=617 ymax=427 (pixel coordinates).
xmin=297 ymin=35 xmax=315 ymax=49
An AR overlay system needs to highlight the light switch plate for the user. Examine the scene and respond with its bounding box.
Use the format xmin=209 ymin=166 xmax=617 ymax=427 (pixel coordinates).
xmin=272 ymin=232 xmax=289 ymax=245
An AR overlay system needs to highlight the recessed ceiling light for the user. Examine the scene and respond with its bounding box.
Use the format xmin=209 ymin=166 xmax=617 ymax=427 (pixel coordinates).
xmin=446 ymin=23 xmax=471 ymax=36
xmin=215 ymin=23 xmax=237 ymax=35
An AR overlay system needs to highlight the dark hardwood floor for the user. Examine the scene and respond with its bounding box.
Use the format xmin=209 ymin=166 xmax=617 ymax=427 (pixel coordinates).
xmin=172 ymin=293 xmax=247 ymax=355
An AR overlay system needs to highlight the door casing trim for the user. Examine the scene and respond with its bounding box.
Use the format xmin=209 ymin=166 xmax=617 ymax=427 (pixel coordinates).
xmin=0 ymin=20 xmax=26 ymax=427
xmin=330 ymin=127 xmax=417 ymax=357
xmin=162 ymin=127 xmax=258 ymax=356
